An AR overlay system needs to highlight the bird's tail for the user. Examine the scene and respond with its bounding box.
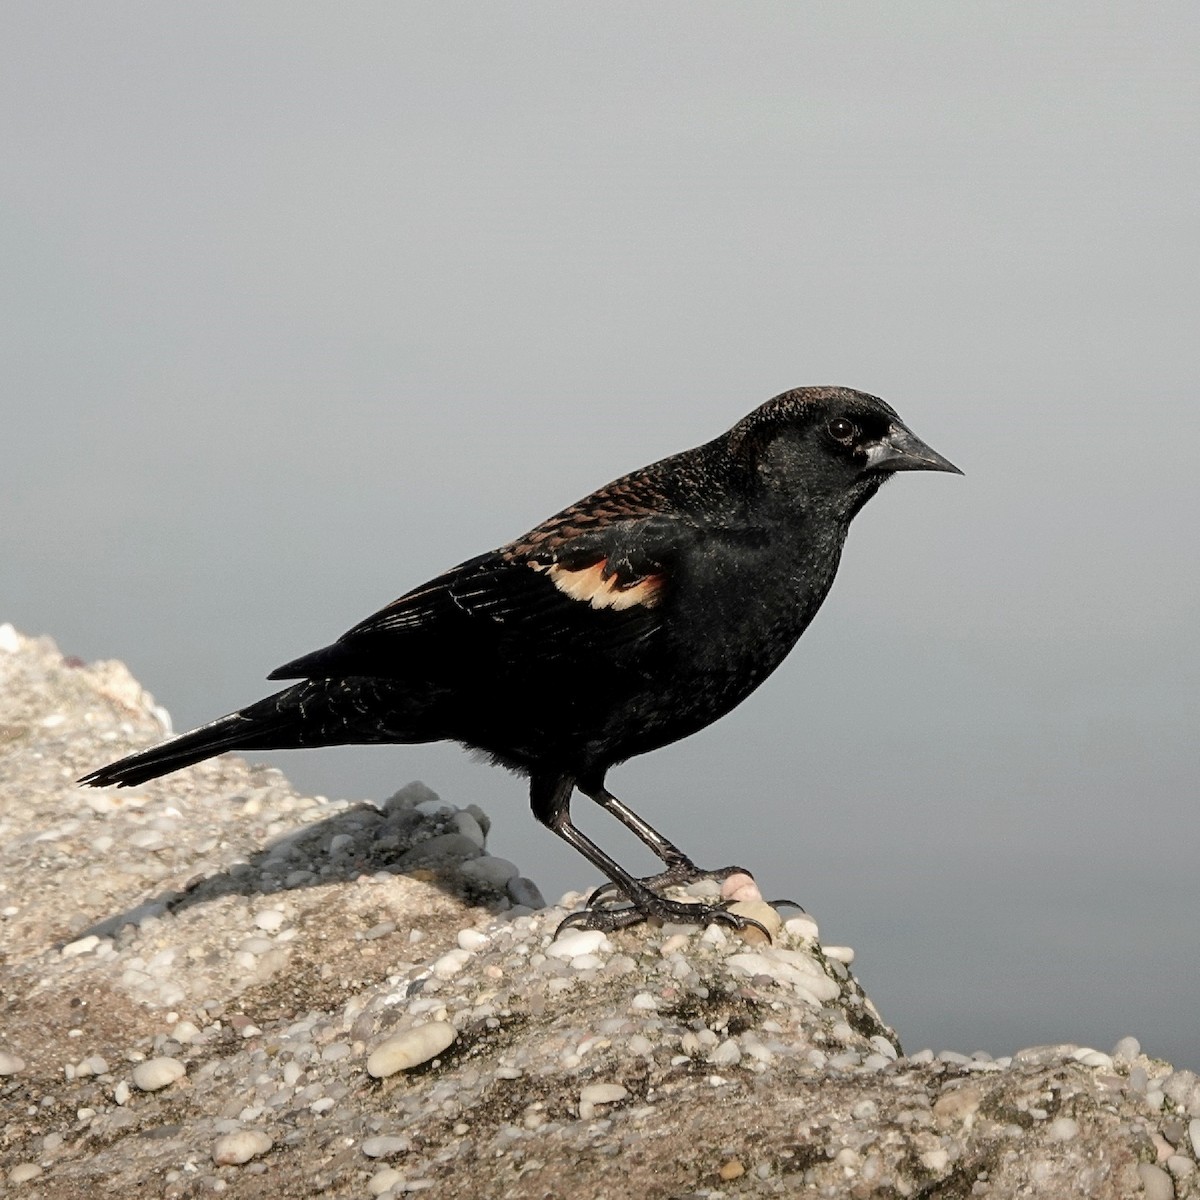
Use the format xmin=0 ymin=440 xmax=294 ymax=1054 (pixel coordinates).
xmin=79 ymin=677 xmax=432 ymax=789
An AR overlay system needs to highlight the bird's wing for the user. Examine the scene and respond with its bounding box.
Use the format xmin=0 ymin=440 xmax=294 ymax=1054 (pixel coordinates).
xmin=269 ymin=492 xmax=694 ymax=681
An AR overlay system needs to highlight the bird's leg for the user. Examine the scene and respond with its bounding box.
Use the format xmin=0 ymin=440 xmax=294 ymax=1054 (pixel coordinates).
xmin=576 ymin=779 xmax=752 ymax=909
xmin=529 ymin=774 xmax=768 ymax=938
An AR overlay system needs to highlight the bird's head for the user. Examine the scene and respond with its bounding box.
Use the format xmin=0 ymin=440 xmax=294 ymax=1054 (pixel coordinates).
xmin=726 ymin=386 xmax=961 ymax=521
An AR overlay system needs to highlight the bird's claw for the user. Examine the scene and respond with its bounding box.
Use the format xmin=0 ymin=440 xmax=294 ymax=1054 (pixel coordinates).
xmin=586 ymin=862 xmax=755 ymax=909
xmin=556 ymin=896 xmax=772 ymax=941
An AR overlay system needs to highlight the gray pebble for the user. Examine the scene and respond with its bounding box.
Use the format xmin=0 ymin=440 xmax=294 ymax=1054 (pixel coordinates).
xmin=0 ymin=1050 xmax=26 ymax=1075
xmin=460 ymin=854 xmax=519 ymax=889
xmin=1111 ymin=1035 xmax=1140 ymax=1062
xmin=452 ymin=810 xmax=486 ymax=848
xmin=507 ymin=876 xmax=546 ymax=909
xmin=399 ymin=833 xmax=480 ymax=866
xmin=1136 ymin=1162 xmax=1174 ymax=1200
xmin=362 ymin=1135 xmax=410 ymax=1158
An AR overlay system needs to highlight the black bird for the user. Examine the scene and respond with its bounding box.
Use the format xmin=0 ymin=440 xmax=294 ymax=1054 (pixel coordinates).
xmin=81 ymin=386 xmax=960 ymax=933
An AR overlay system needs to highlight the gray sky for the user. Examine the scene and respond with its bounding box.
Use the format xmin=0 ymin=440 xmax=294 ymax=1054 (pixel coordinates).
xmin=3 ymin=4 xmax=1197 ymax=1068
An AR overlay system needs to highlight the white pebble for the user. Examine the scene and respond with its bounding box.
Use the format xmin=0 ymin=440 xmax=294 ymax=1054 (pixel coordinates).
xmin=726 ymin=952 xmax=840 ymax=1003
xmin=255 ymin=910 xmax=286 ymax=932
xmin=707 ymin=1039 xmax=742 ymax=1067
xmin=452 ymin=811 xmax=486 ymax=848
xmin=367 ymin=1022 xmax=457 ymax=1078
xmin=369 ymin=1167 xmax=405 ymax=1195
xmin=61 ymin=935 xmax=100 ymax=958
xmin=1190 ymin=1119 xmax=1200 ymax=1158
xmin=783 ymin=914 xmax=820 ymax=941
xmin=580 ymin=1083 xmax=628 ymax=1105
xmin=1111 ymin=1035 xmax=1141 ymax=1062
xmin=362 ymin=1135 xmax=410 ymax=1158
xmin=1072 ymin=1049 xmax=1114 ymax=1071
xmin=456 ymin=928 xmax=489 ymax=952
xmin=213 ymin=1130 xmax=273 ymax=1166
xmin=869 ymin=1036 xmax=898 ymax=1061
xmin=0 ymin=623 xmax=20 ymax=653
xmin=630 ymin=992 xmax=658 ymax=1011
xmin=920 ymin=1149 xmax=949 ymax=1172
xmin=0 ymin=1051 xmax=26 ymax=1075
xmin=823 ymin=945 xmax=855 ymax=964
xmin=113 ymin=1081 xmax=131 ymax=1105
xmin=1047 ymin=1117 xmax=1079 ymax=1141
xmin=132 ymin=1057 xmax=186 ymax=1091
xmin=283 ymin=1062 xmax=303 ymax=1086
xmin=8 ymin=1163 xmax=42 ymax=1183
xmin=432 ymin=949 xmax=471 ymax=979
xmin=545 ymin=929 xmax=610 ymax=961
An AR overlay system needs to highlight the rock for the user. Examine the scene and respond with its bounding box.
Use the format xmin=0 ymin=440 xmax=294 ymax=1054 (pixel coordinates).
xmin=451 ymin=810 xmax=486 ymax=848
xmin=212 ymin=1130 xmax=272 ymax=1165
xmin=368 ymin=1167 xmax=405 ymax=1195
xmin=579 ymin=1082 xmax=628 ymax=1119
xmin=719 ymin=873 xmax=762 ymax=904
xmin=507 ymin=876 xmax=545 ymax=908
xmin=367 ymin=1022 xmax=457 ymax=1078
xmin=545 ymin=929 xmax=610 ymax=960
xmin=459 ymin=854 xmax=519 ymax=889
xmin=2 ymin=629 xmax=1197 ymax=1200
xmin=131 ymin=1057 xmax=186 ymax=1091
xmin=718 ymin=1158 xmax=745 ymax=1181
xmin=1111 ymin=1035 xmax=1141 ymax=1062
xmin=362 ymin=1135 xmax=410 ymax=1158
xmin=398 ymin=832 xmax=482 ymax=867
xmin=1136 ymin=1162 xmax=1174 ymax=1200
xmin=0 ymin=1050 xmax=26 ymax=1075
xmin=727 ymin=900 xmax=781 ymax=944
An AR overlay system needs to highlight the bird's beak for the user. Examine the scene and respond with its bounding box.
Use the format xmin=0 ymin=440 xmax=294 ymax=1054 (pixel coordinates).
xmin=866 ymin=422 xmax=963 ymax=475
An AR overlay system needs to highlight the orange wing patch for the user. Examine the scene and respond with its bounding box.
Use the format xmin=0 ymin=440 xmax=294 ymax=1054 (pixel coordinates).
xmin=532 ymin=559 xmax=664 ymax=611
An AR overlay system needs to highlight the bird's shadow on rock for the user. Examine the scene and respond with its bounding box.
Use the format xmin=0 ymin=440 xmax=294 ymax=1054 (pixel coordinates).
xmin=70 ymin=790 xmax=519 ymax=946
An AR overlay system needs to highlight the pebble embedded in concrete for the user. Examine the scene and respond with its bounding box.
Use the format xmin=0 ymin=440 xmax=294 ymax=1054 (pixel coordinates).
xmin=212 ymin=1130 xmax=273 ymax=1165
xmin=367 ymin=1022 xmax=457 ymax=1078
xmin=131 ymin=1057 xmax=186 ymax=1091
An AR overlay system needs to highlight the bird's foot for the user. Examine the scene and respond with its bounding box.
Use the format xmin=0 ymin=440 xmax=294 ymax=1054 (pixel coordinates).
xmin=557 ymin=892 xmax=771 ymax=940
xmin=586 ymin=860 xmax=754 ymax=909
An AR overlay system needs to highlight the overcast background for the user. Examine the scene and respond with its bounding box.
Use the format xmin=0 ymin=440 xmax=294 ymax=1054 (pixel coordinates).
xmin=4 ymin=4 xmax=1197 ymax=1069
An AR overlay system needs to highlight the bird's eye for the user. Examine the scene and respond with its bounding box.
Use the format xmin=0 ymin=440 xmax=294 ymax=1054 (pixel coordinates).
xmin=827 ymin=417 xmax=857 ymax=443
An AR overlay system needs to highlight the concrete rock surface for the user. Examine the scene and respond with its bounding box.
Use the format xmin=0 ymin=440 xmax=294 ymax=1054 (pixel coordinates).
xmin=1 ymin=624 xmax=1195 ymax=1198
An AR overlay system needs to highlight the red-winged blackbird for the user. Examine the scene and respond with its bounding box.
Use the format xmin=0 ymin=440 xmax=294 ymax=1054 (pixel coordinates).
xmin=81 ymin=386 xmax=959 ymax=933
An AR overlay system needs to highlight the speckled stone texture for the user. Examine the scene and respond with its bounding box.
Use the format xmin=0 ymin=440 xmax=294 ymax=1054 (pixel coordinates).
xmin=2 ymin=625 xmax=1196 ymax=1198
